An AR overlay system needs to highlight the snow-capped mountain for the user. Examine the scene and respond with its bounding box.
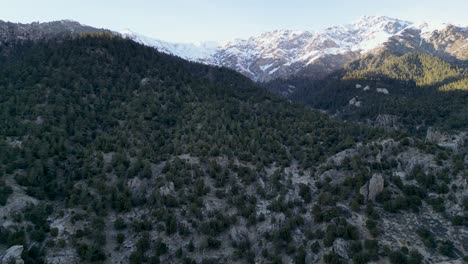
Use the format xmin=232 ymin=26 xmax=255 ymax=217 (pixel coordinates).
xmin=1 ymin=17 xmax=466 ymax=82
xmin=120 ymin=16 xmax=466 ymax=82
xmin=378 ymin=22 xmax=468 ymax=61
xmin=119 ymin=29 xmax=219 ymax=63
xmin=212 ymin=16 xmax=413 ymax=81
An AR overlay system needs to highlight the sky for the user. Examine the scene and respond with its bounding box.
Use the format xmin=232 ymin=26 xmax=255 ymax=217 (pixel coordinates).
xmin=1 ymin=0 xmax=467 ymax=43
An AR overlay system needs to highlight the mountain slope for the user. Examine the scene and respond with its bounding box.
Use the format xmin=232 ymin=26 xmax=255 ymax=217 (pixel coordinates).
xmin=344 ymin=52 xmax=467 ymax=87
xmin=0 ymin=19 xmax=110 ymax=43
xmin=266 ymin=51 xmax=468 ymax=134
xmin=121 ymin=16 xmax=467 ymax=82
xmin=1 ymin=17 xmax=466 ymax=83
xmin=378 ymin=23 xmax=468 ymax=61
xmin=1 ymin=35 xmax=466 ymax=264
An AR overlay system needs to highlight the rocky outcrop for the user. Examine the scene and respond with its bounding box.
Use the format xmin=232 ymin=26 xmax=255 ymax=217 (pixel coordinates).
xmin=229 ymin=226 xmax=250 ymax=245
xmin=398 ymin=148 xmax=438 ymax=174
xmin=375 ymin=114 xmax=400 ymax=130
xmin=0 ymin=245 xmax=24 ymax=264
xmin=360 ymin=173 xmax=384 ymax=202
xmin=0 ymin=177 xmax=38 ymax=224
xmin=44 ymin=248 xmax=80 ymax=264
xmin=159 ymin=182 xmax=175 ymax=196
xmin=426 ymin=127 xmax=466 ymax=152
xmin=326 ymin=148 xmax=359 ymax=166
xmin=319 ymin=170 xmax=347 ymax=185
xmin=332 ymin=238 xmax=349 ymax=259
xmin=128 ymin=177 xmax=148 ymax=199
xmin=349 ymin=97 xmax=362 ymax=107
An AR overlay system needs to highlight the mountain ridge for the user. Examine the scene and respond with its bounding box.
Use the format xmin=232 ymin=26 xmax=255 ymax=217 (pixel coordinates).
xmin=1 ymin=17 xmax=466 ymax=82
xmin=118 ymin=16 xmax=467 ymax=81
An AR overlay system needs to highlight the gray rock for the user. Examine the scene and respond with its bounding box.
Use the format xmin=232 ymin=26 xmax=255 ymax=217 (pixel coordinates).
xmin=360 ymin=173 xmax=384 ymax=202
xmin=426 ymin=127 xmax=466 ymax=152
xmin=229 ymin=226 xmax=250 ymax=245
xmin=327 ymin=148 xmax=358 ymax=166
xmin=398 ymin=148 xmax=437 ymax=174
xmin=319 ymin=169 xmax=347 ymax=185
xmin=333 ymin=238 xmax=349 ymax=259
xmin=0 ymin=245 xmax=24 ymax=264
xmin=45 ymin=248 xmax=81 ymax=264
xmin=159 ymin=182 xmax=175 ymax=196
xmin=375 ymin=114 xmax=399 ymax=130
xmin=128 ymin=177 xmax=147 ymax=198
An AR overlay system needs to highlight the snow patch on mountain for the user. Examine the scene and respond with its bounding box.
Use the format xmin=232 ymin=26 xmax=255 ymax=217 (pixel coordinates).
xmin=119 ymin=29 xmax=219 ymax=63
xmin=119 ymin=16 xmax=463 ymax=81
xmin=403 ymin=22 xmax=453 ymax=40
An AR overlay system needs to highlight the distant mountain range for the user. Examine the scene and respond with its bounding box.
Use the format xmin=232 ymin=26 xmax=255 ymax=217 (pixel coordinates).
xmin=1 ymin=16 xmax=466 ymax=82
xmin=120 ymin=16 xmax=467 ymax=81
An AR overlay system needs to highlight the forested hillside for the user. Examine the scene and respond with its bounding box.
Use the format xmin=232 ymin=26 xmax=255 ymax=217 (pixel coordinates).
xmin=0 ymin=35 xmax=466 ymax=264
xmin=344 ymin=52 xmax=467 ymax=89
xmin=266 ymin=52 xmax=468 ymax=133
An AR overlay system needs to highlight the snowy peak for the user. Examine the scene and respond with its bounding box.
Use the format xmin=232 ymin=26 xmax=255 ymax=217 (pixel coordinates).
xmin=312 ymin=16 xmax=412 ymax=53
xmin=1 ymin=17 xmax=464 ymax=82
xmin=119 ymin=29 xmax=219 ymax=62
xmin=352 ymin=15 xmax=411 ymax=34
xmin=210 ymin=16 xmax=418 ymax=81
xmin=114 ymin=16 xmax=466 ymax=82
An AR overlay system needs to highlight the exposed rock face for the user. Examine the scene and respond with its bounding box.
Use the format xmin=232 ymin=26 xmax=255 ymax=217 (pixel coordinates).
xmin=159 ymin=182 xmax=175 ymax=196
xmin=382 ymin=24 xmax=468 ymax=61
xmin=229 ymin=226 xmax=250 ymax=245
xmin=127 ymin=177 xmax=147 ymax=199
xmin=332 ymin=238 xmax=349 ymax=259
xmin=375 ymin=114 xmax=400 ymax=130
xmin=426 ymin=127 xmax=466 ymax=152
xmin=44 ymin=249 xmax=80 ymax=264
xmin=319 ymin=169 xmax=347 ymax=185
xmin=0 ymin=177 xmax=38 ymax=225
xmin=326 ymin=148 xmax=359 ymax=166
xmin=360 ymin=173 xmax=384 ymax=202
xmin=398 ymin=148 xmax=438 ymax=174
xmin=0 ymin=245 xmax=24 ymax=264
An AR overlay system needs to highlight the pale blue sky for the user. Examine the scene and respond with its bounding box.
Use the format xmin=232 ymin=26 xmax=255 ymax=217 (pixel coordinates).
xmin=1 ymin=0 xmax=467 ymax=43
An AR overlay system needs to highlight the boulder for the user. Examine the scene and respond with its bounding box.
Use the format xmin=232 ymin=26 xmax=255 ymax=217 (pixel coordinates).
xmin=349 ymin=97 xmax=362 ymax=107
xmin=0 ymin=245 xmax=24 ymax=264
xmin=360 ymin=173 xmax=384 ymax=202
xmin=333 ymin=238 xmax=349 ymax=259
xmin=159 ymin=182 xmax=175 ymax=196
xmin=376 ymin=88 xmax=389 ymax=94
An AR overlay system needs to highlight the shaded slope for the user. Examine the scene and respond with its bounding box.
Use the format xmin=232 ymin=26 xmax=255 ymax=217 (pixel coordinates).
xmin=266 ymin=52 xmax=468 ymax=133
